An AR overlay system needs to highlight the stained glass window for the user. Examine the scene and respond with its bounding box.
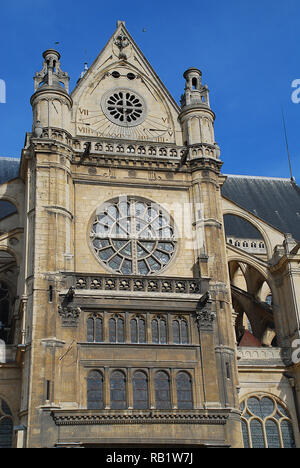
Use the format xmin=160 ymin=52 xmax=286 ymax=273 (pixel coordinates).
xmin=266 ymin=419 xmax=280 ymax=448
xmin=130 ymin=317 xmax=146 ymax=344
xmin=90 ymin=197 xmax=177 ymax=275
xmin=0 ymin=399 xmax=13 ymax=448
xmin=87 ymin=370 xmax=104 ymax=409
xmin=172 ymin=318 xmax=189 ymax=344
xmin=152 ymin=318 xmax=167 ymax=344
xmin=281 ymin=420 xmax=296 ymax=448
xmin=110 ymin=371 xmax=127 ymax=409
xmin=250 ymin=419 xmax=264 ymax=448
xmin=87 ymin=316 xmax=103 ymax=342
xmin=176 ymin=372 xmax=193 ymax=409
xmin=109 ymin=317 xmax=124 ymax=343
xmin=0 ymin=282 xmax=10 ymax=343
xmin=155 ymin=371 xmax=171 ymax=409
xmin=133 ymin=371 xmax=148 ymax=409
xmin=240 ymin=394 xmax=296 ymax=448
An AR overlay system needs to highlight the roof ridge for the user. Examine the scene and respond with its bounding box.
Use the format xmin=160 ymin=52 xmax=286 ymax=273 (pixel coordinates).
xmin=224 ymin=174 xmax=291 ymax=181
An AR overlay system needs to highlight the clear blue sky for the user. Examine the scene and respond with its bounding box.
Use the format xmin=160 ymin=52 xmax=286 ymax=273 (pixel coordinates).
xmin=1 ymin=0 xmax=300 ymax=180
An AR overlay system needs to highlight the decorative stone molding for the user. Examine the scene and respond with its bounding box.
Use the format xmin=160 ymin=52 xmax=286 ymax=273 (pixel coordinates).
xmin=237 ymin=347 xmax=291 ymax=366
xmin=62 ymin=273 xmax=208 ymax=296
xmin=58 ymin=306 xmax=81 ymax=327
xmin=195 ymin=291 xmax=216 ymax=330
xmin=51 ymin=410 xmax=229 ymax=426
xmin=196 ymin=309 xmax=216 ymax=330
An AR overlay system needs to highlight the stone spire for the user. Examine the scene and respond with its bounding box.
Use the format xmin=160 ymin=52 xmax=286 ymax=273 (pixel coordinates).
xmin=179 ymin=67 xmax=220 ymax=159
xmin=31 ymin=49 xmax=72 ymax=133
xmin=33 ymin=49 xmax=70 ymax=94
xmin=180 ymin=68 xmax=210 ymax=108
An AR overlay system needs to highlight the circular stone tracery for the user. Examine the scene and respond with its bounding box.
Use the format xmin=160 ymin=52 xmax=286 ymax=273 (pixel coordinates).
xmin=90 ymin=198 xmax=177 ymax=275
xmin=101 ymin=88 xmax=146 ymax=127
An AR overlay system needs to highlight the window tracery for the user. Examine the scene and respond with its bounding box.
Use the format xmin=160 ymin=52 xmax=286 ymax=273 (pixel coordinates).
xmin=240 ymin=394 xmax=296 ymax=448
xmin=0 ymin=398 xmax=13 ymax=448
xmin=90 ymin=197 xmax=177 ymax=275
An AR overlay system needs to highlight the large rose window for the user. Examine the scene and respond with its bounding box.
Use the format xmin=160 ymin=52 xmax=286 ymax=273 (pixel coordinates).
xmin=90 ymin=197 xmax=177 ymax=275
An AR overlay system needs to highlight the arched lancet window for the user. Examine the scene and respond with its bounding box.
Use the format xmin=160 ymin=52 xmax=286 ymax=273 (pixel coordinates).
xmin=240 ymin=394 xmax=296 ymax=448
xmin=133 ymin=371 xmax=148 ymax=409
xmin=87 ymin=370 xmax=104 ymax=409
xmin=172 ymin=318 xmax=189 ymax=344
xmin=152 ymin=318 xmax=167 ymax=344
xmin=87 ymin=316 xmax=103 ymax=342
xmin=109 ymin=317 xmax=124 ymax=343
xmin=155 ymin=371 xmax=171 ymax=409
xmin=130 ymin=317 xmax=146 ymax=343
xmin=0 ymin=282 xmax=10 ymax=343
xmin=110 ymin=371 xmax=127 ymax=409
xmin=176 ymin=372 xmax=193 ymax=409
xmin=0 ymin=398 xmax=13 ymax=448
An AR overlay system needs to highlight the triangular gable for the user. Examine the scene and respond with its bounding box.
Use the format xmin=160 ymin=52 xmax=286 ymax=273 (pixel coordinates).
xmin=71 ymin=21 xmax=182 ymax=145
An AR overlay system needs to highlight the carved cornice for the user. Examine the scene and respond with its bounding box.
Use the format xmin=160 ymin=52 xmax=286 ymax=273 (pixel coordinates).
xmin=61 ymin=273 xmax=209 ymax=297
xmin=51 ymin=410 xmax=229 ymax=426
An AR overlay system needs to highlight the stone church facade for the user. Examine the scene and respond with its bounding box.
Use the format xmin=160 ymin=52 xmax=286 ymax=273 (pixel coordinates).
xmin=0 ymin=21 xmax=300 ymax=448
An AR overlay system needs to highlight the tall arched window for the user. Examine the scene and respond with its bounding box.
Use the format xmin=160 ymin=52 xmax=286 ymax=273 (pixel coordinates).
xmin=176 ymin=372 xmax=193 ymax=409
xmin=155 ymin=371 xmax=171 ymax=409
xmin=152 ymin=318 xmax=167 ymax=344
xmin=130 ymin=317 xmax=146 ymax=343
xmin=0 ymin=398 xmax=13 ymax=448
xmin=172 ymin=318 xmax=189 ymax=344
xmin=133 ymin=371 xmax=148 ymax=409
xmin=87 ymin=316 xmax=103 ymax=342
xmin=0 ymin=282 xmax=10 ymax=343
xmin=240 ymin=394 xmax=296 ymax=448
xmin=109 ymin=317 xmax=124 ymax=343
xmin=87 ymin=370 xmax=104 ymax=409
xmin=110 ymin=371 xmax=127 ymax=409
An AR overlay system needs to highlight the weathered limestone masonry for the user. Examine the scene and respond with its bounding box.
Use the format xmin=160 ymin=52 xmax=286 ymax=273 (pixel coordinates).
xmin=1 ymin=20 xmax=300 ymax=449
xmin=21 ymin=22 xmax=242 ymax=448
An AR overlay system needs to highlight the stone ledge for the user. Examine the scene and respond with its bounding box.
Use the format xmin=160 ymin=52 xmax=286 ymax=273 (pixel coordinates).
xmin=51 ymin=409 xmax=229 ymax=426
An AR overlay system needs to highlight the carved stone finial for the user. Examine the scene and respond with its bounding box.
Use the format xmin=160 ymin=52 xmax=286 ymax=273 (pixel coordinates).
xmin=114 ymin=35 xmax=130 ymax=60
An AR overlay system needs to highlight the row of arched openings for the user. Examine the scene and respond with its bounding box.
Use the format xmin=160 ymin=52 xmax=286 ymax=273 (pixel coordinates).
xmin=87 ymin=370 xmax=193 ymax=410
xmin=87 ymin=316 xmax=189 ymax=345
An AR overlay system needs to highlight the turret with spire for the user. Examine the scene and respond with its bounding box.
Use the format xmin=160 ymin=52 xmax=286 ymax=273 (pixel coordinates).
xmin=31 ymin=49 xmax=72 ymax=135
xmin=179 ymin=67 xmax=220 ymax=160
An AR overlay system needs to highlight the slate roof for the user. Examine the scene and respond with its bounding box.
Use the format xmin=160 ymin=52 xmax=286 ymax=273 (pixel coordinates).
xmin=222 ymin=175 xmax=300 ymax=241
xmin=0 ymin=157 xmax=20 ymax=185
xmin=0 ymin=157 xmax=20 ymax=220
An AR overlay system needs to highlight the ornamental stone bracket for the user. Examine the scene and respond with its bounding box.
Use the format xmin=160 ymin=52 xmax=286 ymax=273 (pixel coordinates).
xmin=195 ymin=291 xmax=216 ymax=331
xmin=58 ymin=306 xmax=81 ymax=327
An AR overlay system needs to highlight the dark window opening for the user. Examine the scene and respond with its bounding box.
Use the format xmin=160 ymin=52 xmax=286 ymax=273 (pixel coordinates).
xmin=87 ymin=370 xmax=104 ymax=409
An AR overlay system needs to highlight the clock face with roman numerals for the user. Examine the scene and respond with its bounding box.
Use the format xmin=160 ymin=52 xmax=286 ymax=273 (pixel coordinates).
xmin=101 ymin=88 xmax=146 ymax=127
xmin=75 ymin=73 xmax=176 ymax=143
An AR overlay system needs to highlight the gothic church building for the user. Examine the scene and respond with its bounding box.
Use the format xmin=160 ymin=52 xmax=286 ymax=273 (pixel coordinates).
xmin=0 ymin=21 xmax=300 ymax=448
